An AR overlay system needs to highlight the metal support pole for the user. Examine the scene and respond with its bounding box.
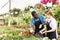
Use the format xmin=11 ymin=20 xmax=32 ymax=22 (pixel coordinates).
xmin=8 ymin=0 xmax=11 ymax=27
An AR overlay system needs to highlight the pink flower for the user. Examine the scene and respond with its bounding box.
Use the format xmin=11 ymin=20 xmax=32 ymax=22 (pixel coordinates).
xmin=40 ymin=0 xmax=58 ymax=4
xmin=41 ymin=0 xmax=49 ymax=4
xmin=52 ymin=0 xmax=58 ymax=3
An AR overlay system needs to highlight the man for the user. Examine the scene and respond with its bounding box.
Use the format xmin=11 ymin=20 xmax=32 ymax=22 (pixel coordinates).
xmin=30 ymin=11 xmax=46 ymax=37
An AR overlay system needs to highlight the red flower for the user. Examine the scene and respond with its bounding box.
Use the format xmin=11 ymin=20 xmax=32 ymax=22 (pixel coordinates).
xmin=22 ymin=31 xmax=29 ymax=35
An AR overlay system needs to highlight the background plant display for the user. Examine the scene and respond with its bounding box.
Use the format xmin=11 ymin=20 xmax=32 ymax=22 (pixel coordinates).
xmin=4 ymin=4 xmax=60 ymax=27
xmin=0 ymin=26 xmax=46 ymax=40
xmin=0 ymin=3 xmax=60 ymax=40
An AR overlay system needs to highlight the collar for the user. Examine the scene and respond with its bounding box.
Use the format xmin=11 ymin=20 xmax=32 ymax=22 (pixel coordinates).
xmin=47 ymin=17 xmax=53 ymax=22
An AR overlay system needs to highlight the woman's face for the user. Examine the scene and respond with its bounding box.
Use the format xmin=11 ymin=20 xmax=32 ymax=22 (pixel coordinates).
xmin=45 ymin=13 xmax=51 ymax=19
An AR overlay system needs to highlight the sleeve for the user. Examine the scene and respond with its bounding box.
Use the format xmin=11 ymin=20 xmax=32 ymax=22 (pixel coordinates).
xmin=50 ymin=19 xmax=57 ymax=30
xmin=46 ymin=19 xmax=48 ymax=23
xmin=39 ymin=14 xmax=45 ymax=23
xmin=30 ymin=18 xmax=35 ymax=26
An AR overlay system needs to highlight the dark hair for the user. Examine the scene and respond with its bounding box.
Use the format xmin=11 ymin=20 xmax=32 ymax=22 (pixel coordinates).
xmin=31 ymin=11 xmax=36 ymax=16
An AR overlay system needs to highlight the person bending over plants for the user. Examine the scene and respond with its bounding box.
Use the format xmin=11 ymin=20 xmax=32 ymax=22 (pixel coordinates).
xmin=30 ymin=11 xmax=46 ymax=37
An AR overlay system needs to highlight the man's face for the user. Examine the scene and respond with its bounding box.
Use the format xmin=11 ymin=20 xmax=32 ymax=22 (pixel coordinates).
xmin=33 ymin=13 xmax=38 ymax=18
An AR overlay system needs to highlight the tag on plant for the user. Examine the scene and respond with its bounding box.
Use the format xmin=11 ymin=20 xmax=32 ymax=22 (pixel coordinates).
xmin=39 ymin=24 xmax=42 ymax=28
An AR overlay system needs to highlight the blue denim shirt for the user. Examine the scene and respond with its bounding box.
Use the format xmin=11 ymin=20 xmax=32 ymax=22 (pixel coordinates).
xmin=30 ymin=14 xmax=45 ymax=26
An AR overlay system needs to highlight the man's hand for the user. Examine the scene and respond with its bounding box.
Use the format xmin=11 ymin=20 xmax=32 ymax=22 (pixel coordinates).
xmin=30 ymin=28 xmax=34 ymax=33
xmin=31 ymin=26 xmax=35 ymax=30
xmin=30 ymin=26 xmax=35 ymax=33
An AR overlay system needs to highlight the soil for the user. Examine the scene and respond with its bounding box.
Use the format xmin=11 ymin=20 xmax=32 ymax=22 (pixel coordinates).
xmin=58 ymin=38 xmax=60 ymax=40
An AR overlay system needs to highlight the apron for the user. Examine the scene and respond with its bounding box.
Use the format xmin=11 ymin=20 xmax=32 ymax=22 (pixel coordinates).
xmin=34 ymin=18 xmax=44 ymax=34
xmin=46 ymin=21 xmax=57 ymax=39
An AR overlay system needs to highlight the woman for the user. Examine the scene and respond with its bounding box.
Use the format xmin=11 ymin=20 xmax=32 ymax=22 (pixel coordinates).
xmin=40 ymin=11 xmax=58 ymax=40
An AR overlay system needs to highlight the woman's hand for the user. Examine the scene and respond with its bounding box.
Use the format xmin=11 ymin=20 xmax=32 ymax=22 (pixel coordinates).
xmin=40 ymin=31 xmax=43 ymax=34
xmin=40 ymin=31 xmax=47 ymax=34
xmin=42 ymin=31 xmax=46 ymax=34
